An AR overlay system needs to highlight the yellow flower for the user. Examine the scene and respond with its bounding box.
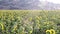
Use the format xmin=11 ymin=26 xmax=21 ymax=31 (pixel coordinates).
xmin=36 ymin=16 xmax=40 ymax=20
xmin=50 ymin=29 xmax=56 ymax=34
xmin=39 ymin=16 xmax=42 ymax=19
xmin=47 ymin=22 xmax=50 ymax=24
xmin=13 ymin=25 xmax=17 ymax=31
xmin=46 ymin=30 xmax=52 ymax=34
xmin=29 ymin=17 xmax=32 ymax=21
xmin=0 ymin=23 xmax=4 ymax=30
xmin=22 ymin=27 xmax=25 ymax=31
xmin=46 ymin=29 xmax=56 ymax=34
xmin=17 ymin=16 xmax=21 ymax=20
xmin=30 ymin=30 xmax=33 ymax=34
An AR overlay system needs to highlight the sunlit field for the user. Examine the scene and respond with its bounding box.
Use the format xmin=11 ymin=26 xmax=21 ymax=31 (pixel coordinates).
xmin=0 ymin=10 xmax=60 ymax=34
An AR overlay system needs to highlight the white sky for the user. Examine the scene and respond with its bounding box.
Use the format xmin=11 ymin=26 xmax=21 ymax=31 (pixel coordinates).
xmin=40 ymin=0 xmax=60 ymax=4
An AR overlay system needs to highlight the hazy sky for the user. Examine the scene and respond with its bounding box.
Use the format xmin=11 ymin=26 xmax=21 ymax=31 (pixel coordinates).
xmin=40 ymin=0 xmax=60 ymax=4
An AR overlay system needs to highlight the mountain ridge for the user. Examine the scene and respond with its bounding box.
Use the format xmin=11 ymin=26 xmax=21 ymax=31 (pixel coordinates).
xmin=0 ymin=0 xmax=60 ymax=10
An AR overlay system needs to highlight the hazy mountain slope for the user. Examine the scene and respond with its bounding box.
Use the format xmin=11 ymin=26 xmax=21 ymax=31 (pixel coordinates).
xmin=0 ymin=0 xmax=60 ymax=10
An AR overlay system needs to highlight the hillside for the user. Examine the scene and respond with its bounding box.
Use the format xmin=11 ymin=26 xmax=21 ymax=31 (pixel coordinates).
xmin=0 ymin=0 xmax=60 ymax=10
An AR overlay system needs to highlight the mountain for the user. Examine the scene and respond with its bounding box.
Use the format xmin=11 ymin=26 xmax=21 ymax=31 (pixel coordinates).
xmin=0 ymin=0 xmax=60 ymax=10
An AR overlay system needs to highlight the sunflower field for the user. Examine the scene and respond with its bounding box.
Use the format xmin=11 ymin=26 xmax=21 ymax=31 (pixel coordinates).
xmin=0 ymin=10 xmax=60 ymax=34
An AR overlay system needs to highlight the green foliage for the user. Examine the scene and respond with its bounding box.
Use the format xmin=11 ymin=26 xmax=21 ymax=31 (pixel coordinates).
xmin=0 ymin=10 xmax=60 ymax=34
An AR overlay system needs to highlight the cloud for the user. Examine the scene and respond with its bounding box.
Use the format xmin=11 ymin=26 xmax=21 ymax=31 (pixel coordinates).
xmin=47 ymin=0 xmax=60 ymax=4
xmin=39 ymin=0 xmax=60 ymax=4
